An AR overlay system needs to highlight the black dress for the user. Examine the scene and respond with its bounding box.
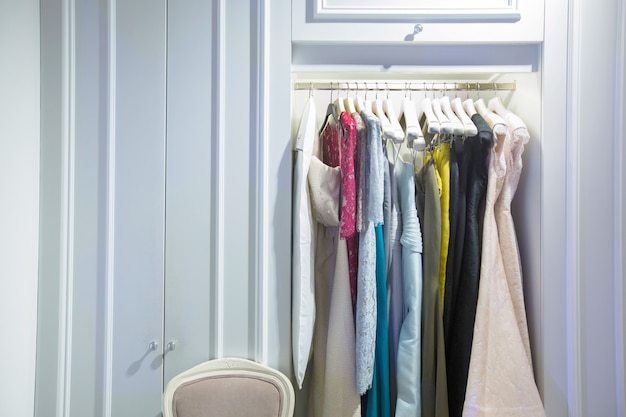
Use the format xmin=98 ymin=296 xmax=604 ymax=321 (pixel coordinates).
xmin=444 ymin=114 xmax=493 ymax=417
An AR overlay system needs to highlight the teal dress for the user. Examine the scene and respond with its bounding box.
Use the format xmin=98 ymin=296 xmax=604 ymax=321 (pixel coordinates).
xmin=367 ymin=224 xmax=391 ymax=417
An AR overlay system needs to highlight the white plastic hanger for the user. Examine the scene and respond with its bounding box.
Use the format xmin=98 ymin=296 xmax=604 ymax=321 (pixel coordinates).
xmin=364 ymin=83 xmax=374 ymax=114
xmin=463 ymin=98 xmax=478 ymax=117
xmin=372 ymin=83 xmax=393 ymax=135
xmin=440 ymin=95 xmax=464 ymax=135
xmin=451 ymin=97 xmax=478 ymax=136
xmin=420 ymin=96 xmax=440 ymax=134
xmin=355 ymin=82 xmax=374 ymax=115
xmin=344 ymin=96 xmax=357 ymax=114
xmin=432 ymin=98 xmax=453 ymax=134
xmin=334 ymin=94 xmax=346 ymax=114
xmin=488 ymin=96 xmax=527 ymax=131
xmin=400 ymin=89 xmax=425 ymax=150
xmin=475 ymin=98 xmax=507 ymax=129
xmin=355 ymin=83 xmax=366 ymax=114
xmin=382 ymin=84 xmax=405 ymax=144
xmin=344 ymin=84 xmax=357 ymax=114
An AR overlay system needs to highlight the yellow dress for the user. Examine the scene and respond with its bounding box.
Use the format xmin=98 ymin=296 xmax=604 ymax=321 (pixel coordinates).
xmin=426 ymin=143 xmax=450 ymax=310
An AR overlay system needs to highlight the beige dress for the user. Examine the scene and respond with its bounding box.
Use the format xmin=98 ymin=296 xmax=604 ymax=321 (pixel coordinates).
xmin=463 ymin=123 xmax=545 ymax=417
xmin=495 ymin=114 xmax=533 ymax=362
xmin=308 ymin=114 xmax=361 ymax=417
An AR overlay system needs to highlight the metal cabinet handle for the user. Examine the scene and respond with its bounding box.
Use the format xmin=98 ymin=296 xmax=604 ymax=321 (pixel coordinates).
xmin=167 ymin=341 xmax=176 ymax=351
xmin=148 ymin=341 xmax=159 ymax=351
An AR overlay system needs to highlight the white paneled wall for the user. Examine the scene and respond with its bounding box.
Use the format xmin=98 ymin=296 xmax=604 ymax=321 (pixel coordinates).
xmin=35 ymin=0 xmax=293 ymax=416
xmin=566 ymin=0 xmax=624 ymax=414
xmin=0 ymin=1 xmax=40 ymax=415
xmin=163 ymin=0 xmax=214 ymax=385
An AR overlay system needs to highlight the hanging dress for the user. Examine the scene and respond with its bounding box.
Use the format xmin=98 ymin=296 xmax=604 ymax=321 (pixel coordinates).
xmin=443 ymin=137 xmax=462 ymax=342
xmin=432 ymin=143 xmax=451 ymax=308
xmin=291 ymin=96 xmax=317 ymax=389
xmin=308 ymin=110 xmax=361 ymax=417
xmin=394 ymin=154 xmax=423 ymax=417
xmin=385 ymin=139 xmax=404 ymax=415
xmin=340 ymin=112 xmax=359 ymax=313
xmin=355 ymin=110 xmax=381 ymax=395
xmin=308 ymin=153 xmax=340 ymax=417
xmin=445 ymin=114 xmax=493 ymax=417
xmin=496 ymin=115 xmax=533 ymax=363
xmin=362 ymin=111 xmax=391 ymax=417
xmin=463 ymin=122 xmax=545 ymax=417
xmin=416 ymin=156 xmax=449 ymax=417
xmin=352 ymin=110 xmax=367 ymax=313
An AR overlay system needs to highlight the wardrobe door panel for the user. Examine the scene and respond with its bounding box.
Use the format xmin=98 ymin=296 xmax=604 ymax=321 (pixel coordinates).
xmin=111 ymin=1 xmax=167 ymax=416
xmin=163 ymin=0 xmax=214 ymax=385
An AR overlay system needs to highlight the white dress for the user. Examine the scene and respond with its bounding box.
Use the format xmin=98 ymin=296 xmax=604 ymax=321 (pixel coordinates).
xmin=291 ymin=97 xmax=317 ymax=388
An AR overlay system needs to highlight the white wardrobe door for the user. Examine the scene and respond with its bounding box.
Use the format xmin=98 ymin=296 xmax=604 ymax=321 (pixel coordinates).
xmin=111 ymin=1 xmax=167 ymax=416
xmin=163 ymin=0 xmax=214 ymax=385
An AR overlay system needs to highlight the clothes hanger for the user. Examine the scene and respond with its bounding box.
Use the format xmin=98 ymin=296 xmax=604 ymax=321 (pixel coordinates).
xmin=487 ymin=92 xmax=527 ymax=132
xmin=419 ymin=83 xmax=440 ymax=135
xmin=432 ymin=97 xmax=453 ymax=135
xmin=320 ymin=82 xmax=340 ymax=135
xmin=463 ymin=97 xmax=478 ymax=117
xmin=363 ymin=82 xmax=374 ymax=114
xmin=372 ymin=82 xmax=393 ymax=135
xmin=400 ymin=83 xmax=425 ymax=150
xmin=344 ymin=82 xmax=357 ymax=114
xmin=382 ymin=83 xmax=405 ymax=144
xmin=440 ymin=88 xmax=464 ymax=136
xmin=451 ymin=96 xmax=478 ymax=136
xmin=475 ymin=97 xmax=507 ymax=129
xmin=334 ymin=82 xmax=346 ymax=114
xmin=355 ymin=82 xmax=366 ymax=114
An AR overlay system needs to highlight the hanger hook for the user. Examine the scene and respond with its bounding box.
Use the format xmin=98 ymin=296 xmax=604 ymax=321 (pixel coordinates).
xmin=386 ymin=82 xmax=390 ymax=99
xmin=309 ymin=82 xmax=313 ymax=98
xmin=477 ymin=82 xmax=480 ymax=99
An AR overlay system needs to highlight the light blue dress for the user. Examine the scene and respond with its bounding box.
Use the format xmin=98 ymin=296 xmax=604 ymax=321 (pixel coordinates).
xmin=395 ymin=156 xmax=423 ymax=417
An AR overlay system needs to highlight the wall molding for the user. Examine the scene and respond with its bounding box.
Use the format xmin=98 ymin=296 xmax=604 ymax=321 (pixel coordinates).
xmin=103 ymin=0 xmax=116 ymax=415
xmin=57 ymin=0 xmax=76 ymax=415
xmin=251 ymin=0 xmax=271 ymax=366
xmin=211 ymin=0 xmax=226 ymax=359
xmin=565 ymin=0 xmax=583 ymax=414
xmin=615 ymin=0 xmax=626 ymax=413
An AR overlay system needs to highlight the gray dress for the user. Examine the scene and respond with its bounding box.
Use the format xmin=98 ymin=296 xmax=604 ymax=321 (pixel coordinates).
xmin=416 ymin=156 xmax=449 ymax=417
